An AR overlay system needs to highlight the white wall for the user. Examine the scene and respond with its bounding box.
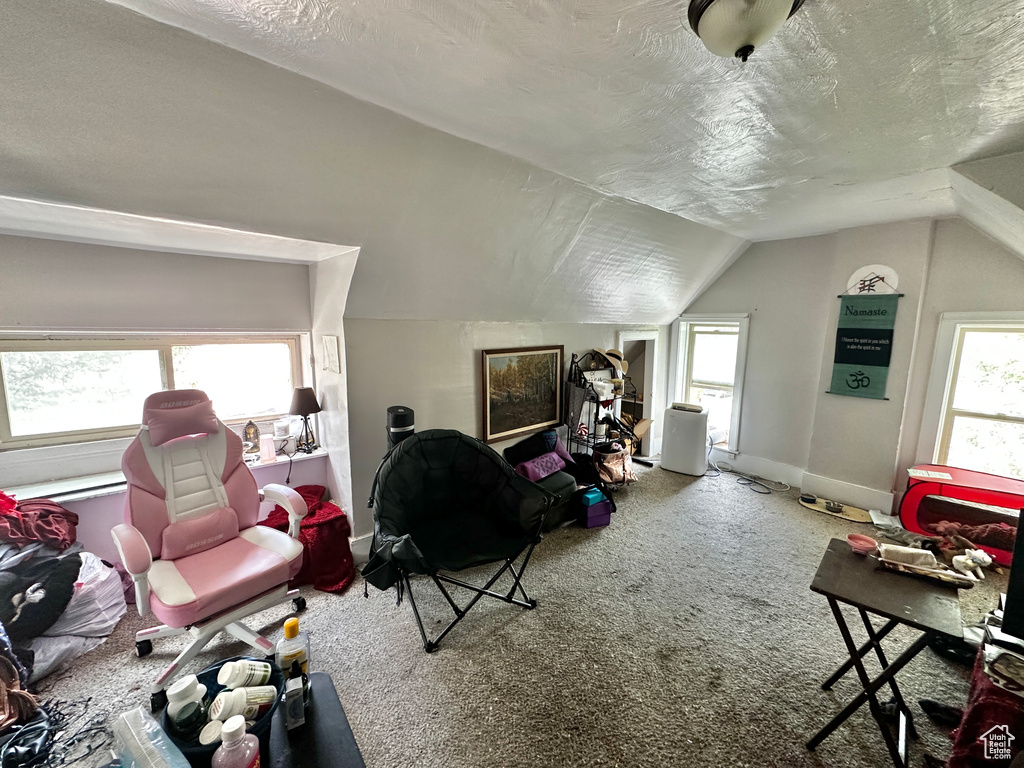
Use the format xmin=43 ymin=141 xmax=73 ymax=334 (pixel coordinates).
xmin=0 ymin=234 xmax=312 ymax=331
xmin=309 ymin=252 xmax=361 ymax=517
xmin=686 ymin=234 xmax=835 ymax=472
xmin=343 ymin=320 xmax=663 ymax=538
xmin=687 ymin=216 xmax=1024 ymax=511
xmin=899 ymin=218 xmax=1024 ymax=476
xmin=802 ymin=220 xmax=932 ymax=508
xmin=955 ymin=152 xmax=1024 ymax=213
xmin=1 ymin=0 xmax=745 ymax=328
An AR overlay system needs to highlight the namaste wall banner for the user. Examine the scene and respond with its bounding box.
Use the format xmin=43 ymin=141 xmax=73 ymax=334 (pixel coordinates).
xmin=827 ymin=294 xmax=901 ymax=400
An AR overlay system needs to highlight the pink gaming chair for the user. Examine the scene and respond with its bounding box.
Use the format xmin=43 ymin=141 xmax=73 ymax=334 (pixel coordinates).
xmin=111 ymin=390 xmax=308 ymax=710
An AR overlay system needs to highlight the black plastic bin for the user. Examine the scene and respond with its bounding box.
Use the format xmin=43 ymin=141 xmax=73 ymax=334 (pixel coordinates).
xmin=160 ymin=656 xmax=285 ymax=768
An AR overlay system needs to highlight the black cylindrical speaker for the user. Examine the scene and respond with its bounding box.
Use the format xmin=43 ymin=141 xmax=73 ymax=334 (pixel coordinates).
xmin=386 ymin=406 xmax=415 ymax=449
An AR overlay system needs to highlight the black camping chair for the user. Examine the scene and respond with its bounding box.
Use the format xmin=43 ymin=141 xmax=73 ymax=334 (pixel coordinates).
xmin=362 ymin=429 xmax=553 ymax=652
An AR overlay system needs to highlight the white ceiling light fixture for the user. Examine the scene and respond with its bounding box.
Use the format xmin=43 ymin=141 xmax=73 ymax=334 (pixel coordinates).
xmin=688 ymin=0 xmax=806 ymax=62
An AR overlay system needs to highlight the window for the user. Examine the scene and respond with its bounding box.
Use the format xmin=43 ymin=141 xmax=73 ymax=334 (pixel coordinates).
xmin=935 ymin=325 xmax=1024 ymax=479
xmin=673 ymin=314 xmax=749 ymax=452
xmin=0 ymin=335 xmax=303 ymax=449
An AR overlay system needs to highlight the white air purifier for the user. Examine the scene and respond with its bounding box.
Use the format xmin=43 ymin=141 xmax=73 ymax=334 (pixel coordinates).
xmin=661 ymin=405 xmax=709 ymax=476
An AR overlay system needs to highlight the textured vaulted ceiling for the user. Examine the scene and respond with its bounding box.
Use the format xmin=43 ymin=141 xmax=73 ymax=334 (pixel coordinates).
xmin=105 ymin=0 xmax=1024 ymax=240
xmin=4 ymin=0 xmax=1024 ymax=324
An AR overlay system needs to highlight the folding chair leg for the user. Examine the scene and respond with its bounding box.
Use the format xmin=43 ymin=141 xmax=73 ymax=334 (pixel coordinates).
xmin=503 ymin=558 xmax=535 ymax=607
xmin=403 ymin=573 xmax=437 ymax=653
xmin=399 ymin=536 xmax=545 ymax=653
xmin=432 ymin=577 xmax=465 ymax=618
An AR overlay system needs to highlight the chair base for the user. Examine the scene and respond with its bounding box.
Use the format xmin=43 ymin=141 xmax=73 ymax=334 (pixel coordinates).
xmin=403 ymin=545 xmax=539 ymax=653
xmin=136 ymin=585 xmax=303 ymax=708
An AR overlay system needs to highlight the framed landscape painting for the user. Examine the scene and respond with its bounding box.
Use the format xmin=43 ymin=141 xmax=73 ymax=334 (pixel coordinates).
xmin=482 ymin=345 xmax=563 ymax=444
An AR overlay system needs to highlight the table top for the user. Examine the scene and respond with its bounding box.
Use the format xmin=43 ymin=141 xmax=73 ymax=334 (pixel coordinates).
xmin=811 ymin=538 xmax=963 ymax=637
xmin=268 ymin=671 xmax=365 ymax=767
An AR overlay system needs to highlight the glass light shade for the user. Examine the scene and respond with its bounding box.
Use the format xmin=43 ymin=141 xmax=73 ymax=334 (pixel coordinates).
xmin=690 ymin=0 xmax=801 ymax=59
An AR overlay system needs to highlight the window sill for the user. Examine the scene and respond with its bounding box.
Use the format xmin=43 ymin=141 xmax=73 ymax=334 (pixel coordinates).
xmin=5 ymin=448 xmax=329 ymax=505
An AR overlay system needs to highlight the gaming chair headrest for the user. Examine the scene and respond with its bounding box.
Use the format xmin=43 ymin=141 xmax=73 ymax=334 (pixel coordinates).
xmin=141 ymin=389 xmax=220 ymax=446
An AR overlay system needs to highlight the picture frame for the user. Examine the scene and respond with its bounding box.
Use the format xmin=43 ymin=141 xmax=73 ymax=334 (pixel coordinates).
xmin=482 ymin=345 xmax=564 ymax=444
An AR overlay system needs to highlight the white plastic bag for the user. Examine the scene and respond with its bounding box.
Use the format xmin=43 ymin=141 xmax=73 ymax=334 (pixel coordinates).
xmin=43 ymin=552 xmax=127 ymax=637
xmin=28 ymin=634 xmax=104 ymax=683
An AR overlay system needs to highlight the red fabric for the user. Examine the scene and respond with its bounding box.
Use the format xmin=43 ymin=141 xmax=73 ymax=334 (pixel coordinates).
xmin=929 ymin=520 xmax=1017 ymax=551
xmin=259 ymin=485 xmax=355 ymax=594
xmin=0 ymin=498 xmax=78 ymax=551
xmin=949 ymin=651 xmax=1024 ymax=767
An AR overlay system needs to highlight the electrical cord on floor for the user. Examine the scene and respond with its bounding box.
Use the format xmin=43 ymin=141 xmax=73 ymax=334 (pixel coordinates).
xmin=704 ymin=440 xmax=791 ymax=494
xmin=703 ymin=441 xmax=722 ymax=478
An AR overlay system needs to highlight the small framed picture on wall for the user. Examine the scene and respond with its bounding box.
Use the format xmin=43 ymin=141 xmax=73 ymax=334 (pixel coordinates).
xmin=482 ymin=345 xmax=563 ymax=443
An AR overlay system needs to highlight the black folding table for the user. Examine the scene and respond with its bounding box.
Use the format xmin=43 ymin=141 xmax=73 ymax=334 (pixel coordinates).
xmin=806 ymin=538 xmax=963 ymax=768
xmin=268 ymin=671 xmax=365 ymax=767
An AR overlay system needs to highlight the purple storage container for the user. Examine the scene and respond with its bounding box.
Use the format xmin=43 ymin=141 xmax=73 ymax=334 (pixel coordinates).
xmin=582 ymin=499 xmax=612 ymax=528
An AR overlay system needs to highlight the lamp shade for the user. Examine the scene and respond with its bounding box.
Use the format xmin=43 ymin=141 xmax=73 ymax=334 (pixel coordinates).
xmin=289 ymin=387 xmax=322 ymax=417
xmin=689 ymin=0 xmax=804 ymax=60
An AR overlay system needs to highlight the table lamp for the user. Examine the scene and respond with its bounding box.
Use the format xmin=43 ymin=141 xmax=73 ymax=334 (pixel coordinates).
xmin=290 ymin=387 xmax=321 ymax=454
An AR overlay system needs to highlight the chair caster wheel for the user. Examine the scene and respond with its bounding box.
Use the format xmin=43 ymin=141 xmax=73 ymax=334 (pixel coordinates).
xmin=526 ymin=599 xmax=537 ymax=609
xmin=424 ymin=642 xmax=438 ymax=653
xmin=136 ymin=639 xmax=153 ymax=657
xmin=150 ymin=690 xmax=167 ymax=713
xmin=292 ymin=596 xmax=306 ymax=612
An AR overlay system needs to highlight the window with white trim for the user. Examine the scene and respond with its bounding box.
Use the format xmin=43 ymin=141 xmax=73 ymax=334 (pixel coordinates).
xmin=673 ymin=314 xmax=749 ymax=452
xmin=0 ymin=335 xmax=302 ymax=450
xmin=936 ymin=324 xmax=1024 ymax=479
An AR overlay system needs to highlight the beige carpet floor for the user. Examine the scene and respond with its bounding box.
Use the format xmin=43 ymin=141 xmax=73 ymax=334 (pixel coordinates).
xmin=38 ymin=464 xmax=1006 ymax=767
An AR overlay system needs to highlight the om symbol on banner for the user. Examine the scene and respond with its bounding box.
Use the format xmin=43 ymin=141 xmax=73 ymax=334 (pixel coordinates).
xmin=846 ymin=371 xmax=871 ymax=390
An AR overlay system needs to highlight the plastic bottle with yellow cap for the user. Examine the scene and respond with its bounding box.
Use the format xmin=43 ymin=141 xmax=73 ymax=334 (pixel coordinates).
xmin=275 ymin=617 xmax=310 ymax=705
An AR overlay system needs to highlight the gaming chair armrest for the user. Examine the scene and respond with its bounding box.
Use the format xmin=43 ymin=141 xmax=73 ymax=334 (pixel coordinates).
xmin=110 ymin=523 xmax=153 ymax=618
xmin=261 ymin=484 xmax=308 ymax=539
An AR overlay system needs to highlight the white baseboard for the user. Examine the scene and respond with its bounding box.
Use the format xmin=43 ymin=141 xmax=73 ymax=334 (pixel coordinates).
xmin=709 ymin=449 xmax=805 ymax=488
xmin=706 ymin=451 xmax=895 ymax=513
xmin=350 ymin=533 xmax=372 ymax=565
xmin=801 ymin=473 xmax=895 ymax=514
